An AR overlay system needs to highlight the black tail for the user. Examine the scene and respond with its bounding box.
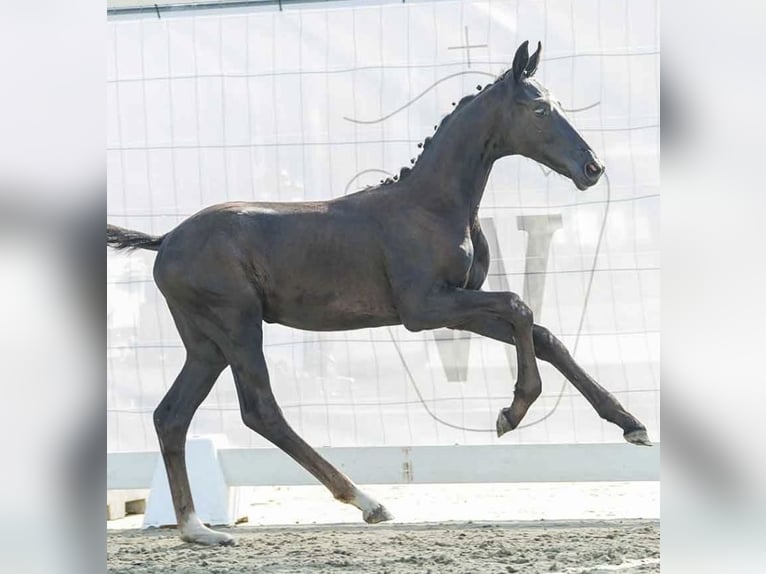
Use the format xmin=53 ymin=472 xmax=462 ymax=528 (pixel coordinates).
xmin=107 ymin=224 xmax=165 ymax=252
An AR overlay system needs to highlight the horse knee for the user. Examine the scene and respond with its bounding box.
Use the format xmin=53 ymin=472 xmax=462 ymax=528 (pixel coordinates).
xmin=506 ymin=293 xmax=533 ymax=328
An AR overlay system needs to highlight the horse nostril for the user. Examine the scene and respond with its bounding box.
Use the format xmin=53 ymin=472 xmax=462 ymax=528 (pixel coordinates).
xmin=585 ymin=161 xmax=603 ymax=178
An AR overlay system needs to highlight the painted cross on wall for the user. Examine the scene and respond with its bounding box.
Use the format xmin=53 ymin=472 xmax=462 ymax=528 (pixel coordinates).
xmin=447 ymin=26 xmax=488 ymax=68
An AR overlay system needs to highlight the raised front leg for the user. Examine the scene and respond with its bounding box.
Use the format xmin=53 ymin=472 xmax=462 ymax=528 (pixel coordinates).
xmin=531 ymin=325 xmax=651 ymax=445
xmin=397 ymin=287 xmax=543 ymax=434
xmin=451 ymin=315 xmax=651 ymax=445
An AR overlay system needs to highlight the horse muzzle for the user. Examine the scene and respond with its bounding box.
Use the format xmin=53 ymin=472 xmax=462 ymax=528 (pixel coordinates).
xmin=584 ymin=158 xmax=605 ymax=183
xmin=571 ymin=156 xmax=605 ymax=190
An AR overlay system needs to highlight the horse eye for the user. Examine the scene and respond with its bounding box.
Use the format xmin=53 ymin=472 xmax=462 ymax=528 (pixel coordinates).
xmin=534 ymin=107 xmax=547 ymax=117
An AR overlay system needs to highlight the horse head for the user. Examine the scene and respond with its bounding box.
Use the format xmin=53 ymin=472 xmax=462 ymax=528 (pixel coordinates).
xmin=496 ymin=41 xmax=605 ymax=191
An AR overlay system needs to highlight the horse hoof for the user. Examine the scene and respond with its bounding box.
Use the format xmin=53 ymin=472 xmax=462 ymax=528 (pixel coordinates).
xmin=496 ymin=408 xmax=515 ymax=437
xmin=181 ymin=530 xmax=236 ymax=546
xmin=363 ymin=504 xmax=393 ymax=524
xmin=180 ymin=516 xmax=236 ymax=546
xmin=624 ymin=428 xmax=652 ymax=446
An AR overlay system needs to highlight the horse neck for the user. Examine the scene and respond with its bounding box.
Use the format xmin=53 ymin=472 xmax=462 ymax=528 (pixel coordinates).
xmin=408 ymin=91 xmax=502 ymax=219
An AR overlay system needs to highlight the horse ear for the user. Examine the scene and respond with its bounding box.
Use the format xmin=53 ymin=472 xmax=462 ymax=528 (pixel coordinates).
xmin=525 ymin=41 xmax=542 ymax=77
xmin=511 ymin=40 xmax=530 ymax=82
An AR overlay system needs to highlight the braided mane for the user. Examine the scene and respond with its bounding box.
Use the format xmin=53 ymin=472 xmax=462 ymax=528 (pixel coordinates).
xmin=379 ymin=71 xmax=510 ymax=187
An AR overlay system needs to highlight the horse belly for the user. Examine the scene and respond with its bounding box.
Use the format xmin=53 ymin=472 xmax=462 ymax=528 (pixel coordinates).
xmin=264 ymin=282 xmax=400 ymax=330
xmin=262 ymin=255 xmax=401 ymax=331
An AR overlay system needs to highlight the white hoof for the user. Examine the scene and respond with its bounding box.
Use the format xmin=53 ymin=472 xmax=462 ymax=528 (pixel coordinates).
xmin=180 ymin=514 xmax=236 ymax=546
xmin=363 ymin=504 xmax=394 ymax=524
xmin=624 ymin=428 xmax=652 ymax=446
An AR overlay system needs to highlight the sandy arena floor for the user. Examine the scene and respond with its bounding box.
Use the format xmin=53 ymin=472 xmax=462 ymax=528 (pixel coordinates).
xmin=107 ymin=519 xmax=659 ymax=574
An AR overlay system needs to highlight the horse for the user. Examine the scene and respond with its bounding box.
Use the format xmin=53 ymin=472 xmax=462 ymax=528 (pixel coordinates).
xmin=107 ymin=41 xmax=651 ymax=546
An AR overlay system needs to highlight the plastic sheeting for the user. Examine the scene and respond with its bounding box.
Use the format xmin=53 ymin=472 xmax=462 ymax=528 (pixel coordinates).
xmin=107 ymin=0 xmax=659 ymax=452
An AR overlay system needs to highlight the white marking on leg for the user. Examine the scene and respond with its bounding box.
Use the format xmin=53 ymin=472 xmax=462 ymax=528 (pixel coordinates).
xmin=350 ymin=488 xmax=394 ymax=524
xmin=179 ymin=513 xmax=235 ymax=546
xmin=351 ymin=489 xmax=379 ymax=514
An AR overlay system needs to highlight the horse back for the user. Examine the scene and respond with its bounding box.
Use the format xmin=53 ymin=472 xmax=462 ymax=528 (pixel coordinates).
xmin=154 ymin=200 xmax=402 ymax=331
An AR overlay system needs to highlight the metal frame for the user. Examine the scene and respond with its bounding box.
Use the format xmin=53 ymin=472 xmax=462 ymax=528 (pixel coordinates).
xmin=107 ymin=0 xmax=406 ymax=18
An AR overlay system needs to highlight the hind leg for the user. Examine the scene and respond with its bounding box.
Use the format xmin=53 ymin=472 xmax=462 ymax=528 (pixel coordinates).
xmin=153 ymin=305 xmax=234 ymax=545
xmin=202 ymin=306 xmax=393 ymax=524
